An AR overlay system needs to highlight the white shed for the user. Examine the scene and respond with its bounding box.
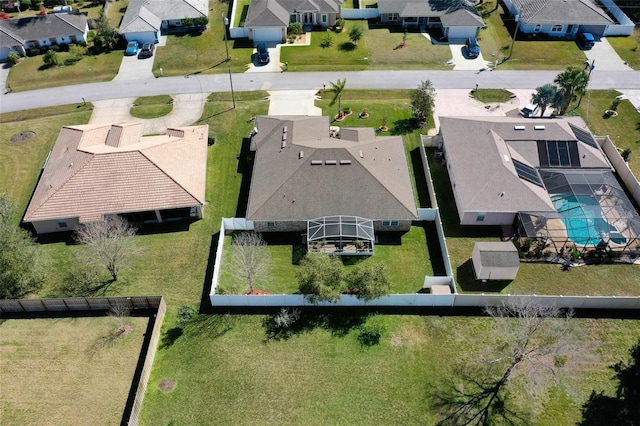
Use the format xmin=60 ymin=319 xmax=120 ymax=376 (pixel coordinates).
xmin=472 ymin=241 xmax=520 ymax=281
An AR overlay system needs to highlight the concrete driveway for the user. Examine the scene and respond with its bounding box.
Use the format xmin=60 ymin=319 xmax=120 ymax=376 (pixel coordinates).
xmin=583 ymin=37 xmax=632 ymax=72
xmin=89 ymin=93 xmax=207 ymax=134
xmin=113 ymin=53 xmax=156 ymax=81
xmin=268 ymin=90 xmax=321 ymax=115
xmin=448 ymin=43 xmax=490 ymax=71
xmin=246 ymin=42 xmax=283 ymax=73
xmin=1 ymin=63 xmax=10 ymax=95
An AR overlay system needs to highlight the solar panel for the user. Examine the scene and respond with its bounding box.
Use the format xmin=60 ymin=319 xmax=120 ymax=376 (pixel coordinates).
xmin=513 ymin=159 xmax=544 ymax=187
xmin=537 ymin=140 xmax=581 ymax=168
xmin=570 ymin=123 xmax=599 ymax=149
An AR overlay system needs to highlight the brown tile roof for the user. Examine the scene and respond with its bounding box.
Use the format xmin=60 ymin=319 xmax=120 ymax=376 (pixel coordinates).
xmin=246 ymin=116 xmax=418 ymax=221
xmin=23 ymin=123 xmax=208 ymax=224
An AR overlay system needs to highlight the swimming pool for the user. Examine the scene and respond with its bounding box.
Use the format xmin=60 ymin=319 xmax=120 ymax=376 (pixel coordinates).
xmin=552 ymin=194 xmax=626 ymax=246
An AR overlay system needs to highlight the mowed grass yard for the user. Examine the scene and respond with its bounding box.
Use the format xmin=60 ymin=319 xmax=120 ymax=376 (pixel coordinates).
xmin=140 ymin=313 xmax=640 ymax=425
xmin=280 ymin=22 xmax=451 ymax=71
xmin=0 ymin=316 xmax=148 ymax=425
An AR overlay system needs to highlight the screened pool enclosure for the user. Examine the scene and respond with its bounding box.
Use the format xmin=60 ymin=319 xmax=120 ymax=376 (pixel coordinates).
xmin=516 ymin=170 xmax=640 ymax=253
xmin=307 ymin=216 xmax=374 ymax=256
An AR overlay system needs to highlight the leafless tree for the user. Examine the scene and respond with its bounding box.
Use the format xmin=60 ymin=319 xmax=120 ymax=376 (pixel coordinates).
xmin=228 ymin=231 xmax=271 ymax=293
xmin=108 ymin=302 xmax=130 ymax=336
xmin=74 ymin=216 xmax=141 ymax=282
xmin=432 ymin=297 xmax=575 ymax=426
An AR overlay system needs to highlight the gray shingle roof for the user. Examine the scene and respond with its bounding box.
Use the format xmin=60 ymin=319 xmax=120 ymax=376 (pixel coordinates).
xmin=510 ymin=0 xmax=612 ymax=25
xmin=378 ymin=0 xmax=483 ymax=26
xmin=439 ymin=116 xmax=610 ymax=216
xmin=0 ymin=13 xmax=87 ymax=48
xmin=245 ymin=0 xmax=342 ymax=28
xmin=120 ymin=0 xmax=208 ymax=34
xmin=475 ymin=242 xmax=520 ymax=267
xmin=246 ymin=116 xmax=418 ymax=222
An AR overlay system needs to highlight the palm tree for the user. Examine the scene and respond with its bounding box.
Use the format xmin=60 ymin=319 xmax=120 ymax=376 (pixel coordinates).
xmin=328 ymin=78 xmax=346 ymax=118
xmin=531 ymin=84 xmax=562 ymax=117
xmin=554 ymin=66 xmax=590 ymax=115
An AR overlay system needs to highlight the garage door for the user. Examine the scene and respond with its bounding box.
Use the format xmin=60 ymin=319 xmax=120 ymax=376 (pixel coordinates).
xmin=577 ymin=25 xmax=606 ymax=38
xmin=253 ymin=28 xmax=283 ymax=42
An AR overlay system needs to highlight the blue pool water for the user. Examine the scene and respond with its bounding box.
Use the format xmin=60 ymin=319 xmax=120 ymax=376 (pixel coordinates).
xmin=552 ymin=194 xmax=626 ymax=246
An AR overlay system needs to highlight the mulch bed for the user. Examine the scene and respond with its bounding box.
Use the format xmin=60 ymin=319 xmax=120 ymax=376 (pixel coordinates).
xmin=158 ymin=378 xmax=176 ymax=392
xmin=10 ymin=131 xmax=36 ymax=143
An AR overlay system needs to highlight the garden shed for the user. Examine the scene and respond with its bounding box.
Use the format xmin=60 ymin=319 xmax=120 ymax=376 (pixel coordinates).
xmin=472 ymin=241 xmax=520 ymax=281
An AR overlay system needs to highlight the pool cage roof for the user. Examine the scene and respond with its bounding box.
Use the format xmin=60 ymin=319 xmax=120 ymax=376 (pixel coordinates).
xmin=307 ymin=216 xmax=375 ymax=243
xmin=517 ymin=170 xmax=640 ymax=252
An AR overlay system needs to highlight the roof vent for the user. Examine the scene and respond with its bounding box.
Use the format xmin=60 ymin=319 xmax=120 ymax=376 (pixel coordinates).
xmin=311 ymin=160 xmax=322 ymax=165
xmin=514 ymin=125 xmax=526 ymax=131
xmin=283 ymin=126 xmax=287 ymax=133
xmin=340 ymin=160 xmax=351 ymax=165
xmin=359 ymin=150 xmax=363 ymax=158
xmin=281 ymin=140 xmax=286 ymax=149
xmin=299 ymin=151 xmax=304 ymax=159
xmin=534 ymin=125 xmax=546 ymax=130
xmin=282 ymin=133 xmax=287 ymax=141
xmin=325 ymin=160 xmax=337 ymax=165
xmin=503 ymin=154 xmax=510 ymax=163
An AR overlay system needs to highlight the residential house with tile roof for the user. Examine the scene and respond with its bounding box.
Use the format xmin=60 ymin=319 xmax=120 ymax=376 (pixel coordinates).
xmin=246 ymin=116 xmax=418 ymax=240
xmin=243 ymin=0 xmax=342 ymax=42
xmin=0 ymin=13 xmax=88 ymax=62
xmin=119 ymin=0 xmax=209 ymax=44
xmin=23 ymin=122 xmax=209 ymax=234
xmin=502 ymin=0 xmax=633 ymax=38
xmin=377 ymin=0 xmax=484 ymax=40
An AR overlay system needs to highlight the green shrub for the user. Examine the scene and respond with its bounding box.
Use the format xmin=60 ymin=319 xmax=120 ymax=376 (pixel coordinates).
xmin=43 ymin=50 xmax=59 ymax=67
xmin=193 ymin=16 xmax=209 ymax=26
xmin=177 ymin=305 xmax=196 ymax=328
xmin=320 ymin=33 xmax=333 ymax=48
xmin=7 ymin=52 xmax=21 ymax=66
xmin=621 ymin=148 xmax=632 ymax=162
xmin=49 ymin=45 xmax=60 ymax=52
xmin=288 ymin=22 xmax=303 ymax=35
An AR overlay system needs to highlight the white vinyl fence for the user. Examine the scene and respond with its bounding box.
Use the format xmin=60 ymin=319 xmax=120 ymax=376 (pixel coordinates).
xmin=600 ymin=0 xmax=635 ymax=36
xmin=341 ymin=8 xmax=379 ymax=19
xmin=598 ymin=136 xmax=640 ymax=205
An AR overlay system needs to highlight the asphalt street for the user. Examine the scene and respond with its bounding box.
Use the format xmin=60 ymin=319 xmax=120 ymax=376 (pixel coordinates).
xmin=1 ymin=69 xmax=640 ymax=114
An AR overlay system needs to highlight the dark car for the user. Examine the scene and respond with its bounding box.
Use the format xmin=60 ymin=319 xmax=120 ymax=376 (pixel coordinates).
xmin=256 ymin=43 xmax=270 ymax=64
xmin=465 ymin=37 xmax=480 ymax=58
xmin=139 ymin=43 xmax=155 ymax=58
xmin=577 ymin=32 xmax=595 ymax=49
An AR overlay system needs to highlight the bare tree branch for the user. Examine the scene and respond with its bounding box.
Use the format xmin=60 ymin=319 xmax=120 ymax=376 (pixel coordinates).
xmin=227 ymin=231 xmax=271 ymax=293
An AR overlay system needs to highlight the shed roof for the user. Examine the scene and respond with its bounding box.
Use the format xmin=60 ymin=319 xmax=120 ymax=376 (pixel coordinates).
xmin=473 ymin=242 xmax=520 ymax=268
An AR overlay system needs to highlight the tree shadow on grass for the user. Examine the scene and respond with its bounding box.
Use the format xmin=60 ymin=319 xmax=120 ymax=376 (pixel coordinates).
xmin=159 ymin=327 xmax=184 ymax=350
xmin=338 ymin=42 xmax=356 ymax=52
xmin=390 ymin=117 xmax=418 ymax=135
xmin=185 ymin=314 xmax=237 ymax=339
xmin=263 ymin=310 xmax=367 ymax=342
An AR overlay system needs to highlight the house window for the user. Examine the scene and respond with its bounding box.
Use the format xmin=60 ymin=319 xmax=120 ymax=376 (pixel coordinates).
xmin=534 ymin=24 xmax=541 ymax=32
xmin=70 ymin=35 xmax=77 ymax=43
xmin=405 ymin=17 xmax=417 ymax=23
xmin=476 ymin=212 xmax=486 ymax=222
xmin=388 ymin=13 xmax=399 ymax=21
xmin=321 ymin=14 xmax=327 ymax=24
xmin=49 ymin=38 xmax=57 ymax=45
xmin=428 ymin=17 xmax=440 ymax=23
xmin=267 ymin=221 xmax=276 ymax=228
xmin=290 ymin=14 xmax=297 ymax=23
xmin=382 ymin=220 xmax=399 ymax=226
xmin=57 ymin=219 xmax=68 ymax=228
xmin=551 ymin=25 xmax=562 ymax=32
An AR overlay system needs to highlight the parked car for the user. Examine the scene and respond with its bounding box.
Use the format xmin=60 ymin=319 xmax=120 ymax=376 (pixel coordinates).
xmin=139 ymin=43 xmax=155 ymax=58
xmin=465 ymin=37 xmax=480 ymax=58
xmin=256 ymin=43 xmax=270 ymax=64
xmin=124 ymin=41 xmax=139 ymax=56
xmin=520 ymin=103 xmax=539 ymax=118
xmin=577 ymin=32 xmax=595 ymax=49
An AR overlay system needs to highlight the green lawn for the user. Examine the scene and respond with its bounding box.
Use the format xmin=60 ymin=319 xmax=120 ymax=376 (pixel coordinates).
xmin=471 ymin=88 xmax=514 ymax=103
xmin=571 ymin=90 xmax=640 ymax=179
xmin=477 ymin=0 xmax=587 ymax=70
xmin=607 ymin=29 xmax=640 ymax=70
xmin=233 ymin=0 xmax=251 ymax=28
xmin=0 ymin=316 xmax=147 ymax=426
xmin=281 ymin=23 xmax=451 ymax=71
xmin=140 ymin=313 xmax=640 ymax=425
xmin=6 ymin=51 xmax=122 ymax=93
xmin=152 ymin=5 xmax=254 ymax=76
xmin=130 ymin=95 xmax=174 ymax=119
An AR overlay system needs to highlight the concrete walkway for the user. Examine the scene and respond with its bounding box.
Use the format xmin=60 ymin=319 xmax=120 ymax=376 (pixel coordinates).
xmin=89 ymin=93 xmax=207 ymax=134
xmin=268 ymin=90 xmax=321 ymax=115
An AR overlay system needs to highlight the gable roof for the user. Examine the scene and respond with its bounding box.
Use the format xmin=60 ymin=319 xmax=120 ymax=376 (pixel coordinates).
xmin=245 ymin=0 xmax=342 ymax=28
xmin=120 ymin=0 xmax=208 ymax=34
xmin=509 ymin=0 xmax=612 ymax=25
xmin=439 ymin=116 xmax=610 ymax=216
xmin=246 ymin=116 xmax=418 ymax=222
xmin=23 ymin=123 xmax=208 ymax=224
xmin=378 ymin=0 xmax=483 ymax=26
xmin=0 ymin=13 xmax=87 ymax=47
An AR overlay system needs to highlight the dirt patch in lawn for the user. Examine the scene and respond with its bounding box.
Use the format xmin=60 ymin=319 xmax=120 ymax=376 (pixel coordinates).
xmin=158 ymin=378 xmax=176 ymax=392
xmin=10 ymin=131 xmax=36 ymax=143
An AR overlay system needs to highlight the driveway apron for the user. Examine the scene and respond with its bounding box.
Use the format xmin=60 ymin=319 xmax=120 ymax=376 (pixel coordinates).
xmin=583 ymin=38 xmax=633 ymax=71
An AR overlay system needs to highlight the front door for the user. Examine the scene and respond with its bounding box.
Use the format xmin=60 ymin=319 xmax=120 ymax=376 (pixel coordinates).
xmin=303 ymin=13 xmax=313 ymax=24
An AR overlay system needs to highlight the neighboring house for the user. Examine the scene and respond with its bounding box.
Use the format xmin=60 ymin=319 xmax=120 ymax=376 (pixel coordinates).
xmin=502 ymin=0 xmax=633 ymax=38
xmin=244 ymin=0 xmax=343 ymax=42
xmin=438 ymin=116 xmax=640 ymax=252
xmin=245 ymin=116 xmax=418 ymax=253
xmin=23 ymin=122 xmax=209 ymax=234
xmin=472 ymin=241 xmax=520 ymax=281
xmin=377 ymin=0 xmax=483 ymax=40
xmin=0 ymin=13 xmax=88 ymax=62
xmin=119 ymin=0 xmax=209 ymax=44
